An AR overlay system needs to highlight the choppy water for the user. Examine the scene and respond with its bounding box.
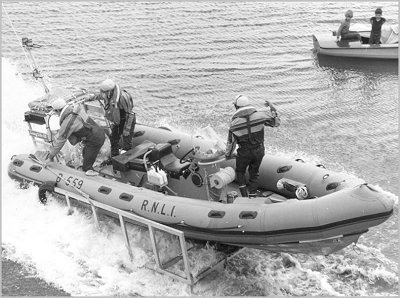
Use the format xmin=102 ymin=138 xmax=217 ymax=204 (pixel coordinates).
xmin=2 ymin=1 xmax=399 ymax=296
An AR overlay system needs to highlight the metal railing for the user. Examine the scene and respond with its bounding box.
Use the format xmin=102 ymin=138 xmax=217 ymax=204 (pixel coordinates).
xmin=53 ymin=187 xmax=243 ymax=287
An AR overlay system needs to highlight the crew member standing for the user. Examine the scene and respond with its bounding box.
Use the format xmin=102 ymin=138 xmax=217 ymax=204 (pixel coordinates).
xmin=92 ymin=79 xmax=136 ymax=157
xmin=369 ymin=8 xmax=386 ymax=44
xmin=225 ymin=95 xmax=280 ymax=198
xmin=43 ymin=98 xmax=106 ymax=176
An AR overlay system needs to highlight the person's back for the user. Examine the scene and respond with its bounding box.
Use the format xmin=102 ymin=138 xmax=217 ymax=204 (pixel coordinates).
xmin=226 ymin=95 xmax=280 ymax=198
xmin=229 ymin=107 xmax=269 ymax=148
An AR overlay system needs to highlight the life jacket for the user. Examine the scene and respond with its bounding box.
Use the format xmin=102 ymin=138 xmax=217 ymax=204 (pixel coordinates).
xmin=59 ymin=104 xmax=97 ymax=145
xmin=103 ymin=84 xmax=133 ymax=125
xmin=229 ymin=106 xmax=269 ymax=147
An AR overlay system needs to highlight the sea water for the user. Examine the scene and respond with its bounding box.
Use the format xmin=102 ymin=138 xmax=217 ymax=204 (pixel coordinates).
xmin=1 ymin=2 xmax=399 ymax=296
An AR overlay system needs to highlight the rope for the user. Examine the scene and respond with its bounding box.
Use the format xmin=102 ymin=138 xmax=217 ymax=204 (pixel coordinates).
xmin=210 ymin=167 xmax=236 ymax=189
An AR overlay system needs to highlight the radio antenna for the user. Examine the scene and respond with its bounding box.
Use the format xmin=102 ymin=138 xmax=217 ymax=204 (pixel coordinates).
xmin=21 ymin=37 xmax=50 ymax=93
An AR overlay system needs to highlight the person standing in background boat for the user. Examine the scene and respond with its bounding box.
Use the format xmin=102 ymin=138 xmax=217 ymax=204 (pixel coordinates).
xmin=369 ymin=8 xmax=386 ymax=44
xmin=225 ymin=95 xmax=280 ymax=198
xmin=41 ymin=99 xmax=106 ymax=176
xmin=336 ymin=10 xmax=361 ymax=41
xmin=90 ymin=79 xmax=136 ymax=159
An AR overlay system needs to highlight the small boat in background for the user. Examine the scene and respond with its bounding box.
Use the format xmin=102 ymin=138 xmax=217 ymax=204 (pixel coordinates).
xmin=313 ymin=24 xmax=398 ymax=59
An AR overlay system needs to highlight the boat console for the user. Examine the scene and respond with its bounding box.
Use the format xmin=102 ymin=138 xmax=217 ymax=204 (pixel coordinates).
xmin=112 ymin=140 xmax=156 ymax=172
xmin=148 ymin=143 xmax=192 ymax=179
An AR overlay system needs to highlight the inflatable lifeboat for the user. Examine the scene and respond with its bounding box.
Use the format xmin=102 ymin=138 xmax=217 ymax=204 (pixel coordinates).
xmin=7 ymin=88 xmax=395 ymax=255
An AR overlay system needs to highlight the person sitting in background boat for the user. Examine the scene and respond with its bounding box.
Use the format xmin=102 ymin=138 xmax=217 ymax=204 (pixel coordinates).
xmin=369 ymin=8 xmax=386 ymax=44
xmin=42 ymin=98 xmax=105 ymax=176
xmin=336 ymin=10 xmax=361 ymax=41
xmin=90 ymin=79 xmax=136 ymax=159
xmin=225 ymin=95 xmax=280 ymax=198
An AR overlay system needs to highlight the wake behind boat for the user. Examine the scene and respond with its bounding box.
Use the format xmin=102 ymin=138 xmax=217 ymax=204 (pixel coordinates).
xmin=7 ymin=37 xmax=395 ymax=256
xmin=313 ymin=24 xmax=399 ymax=59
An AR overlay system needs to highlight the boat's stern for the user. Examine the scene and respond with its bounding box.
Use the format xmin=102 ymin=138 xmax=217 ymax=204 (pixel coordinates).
xmin=8 ymin=154 xmax=28 ymax=182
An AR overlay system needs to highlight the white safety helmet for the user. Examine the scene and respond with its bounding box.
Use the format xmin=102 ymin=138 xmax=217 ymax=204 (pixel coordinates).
xmin=233 ymin=95 xmax=250 ymax=107
xmin=51 ymin=98 xmax=67 ymax=110
xmin=100 ymin=79 xmax=116 ymax=92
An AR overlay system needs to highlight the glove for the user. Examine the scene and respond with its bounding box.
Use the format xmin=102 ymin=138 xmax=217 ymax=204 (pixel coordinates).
xmin=34 ymin=150 xmax=50 ymax=162
xmin=42 ymin=151 xmax=54 ymax=167
xmin=86 ymin=93 xmax=96 ymax=101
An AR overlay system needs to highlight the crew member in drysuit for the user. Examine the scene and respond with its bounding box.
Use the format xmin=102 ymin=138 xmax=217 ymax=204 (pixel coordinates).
xmin=42 ymin=98 xmax=106 ymax=176
xmin=91 ymin=79 xmax=136 ymax=158
xmin=225 ymin=95 xmax=280 ymax=198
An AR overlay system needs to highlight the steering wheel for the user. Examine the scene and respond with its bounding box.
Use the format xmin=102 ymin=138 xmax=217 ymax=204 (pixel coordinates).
xmin=179 ymin=147 xmax=196 ymax=164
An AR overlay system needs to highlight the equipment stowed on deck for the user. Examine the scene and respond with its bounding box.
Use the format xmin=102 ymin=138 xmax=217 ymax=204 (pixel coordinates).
xmin=48 ymin=185 xmax=244 ymax=288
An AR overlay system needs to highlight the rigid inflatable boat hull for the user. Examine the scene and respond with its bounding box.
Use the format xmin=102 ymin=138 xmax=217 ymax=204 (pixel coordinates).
xmin=8 ymin=153 xmax=394 ymax=255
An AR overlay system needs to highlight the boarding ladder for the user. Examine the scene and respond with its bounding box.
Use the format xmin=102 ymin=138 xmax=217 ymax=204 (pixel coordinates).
xmin=52 ymin=186 xmax=243 ymax=288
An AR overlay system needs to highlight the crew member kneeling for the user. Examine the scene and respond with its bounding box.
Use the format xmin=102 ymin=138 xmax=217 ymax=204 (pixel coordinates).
xmin=225 ymin=95 xmax=280 ymax=198
xmin=43 ymin=98 xmax=106 ymax=176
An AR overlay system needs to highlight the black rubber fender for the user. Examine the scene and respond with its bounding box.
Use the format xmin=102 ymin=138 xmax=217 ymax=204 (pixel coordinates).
xmin=38 ymin=181 xmax=56 ymax=205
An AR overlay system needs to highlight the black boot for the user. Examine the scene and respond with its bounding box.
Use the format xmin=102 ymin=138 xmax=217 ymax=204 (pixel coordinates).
xmin=239 ymin=186 xmax=248 ymax=197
